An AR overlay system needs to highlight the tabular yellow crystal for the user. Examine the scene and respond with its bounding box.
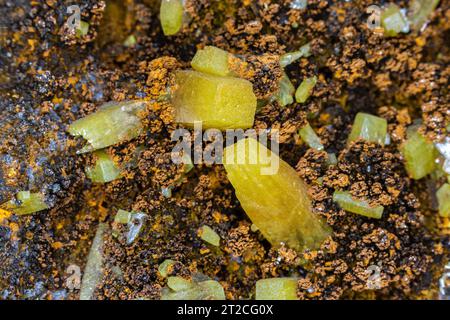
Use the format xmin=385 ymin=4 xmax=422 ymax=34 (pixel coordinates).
xmin=255 ymin=278 xmax=298 ymax=300
xmin=85 ymin=150 xmax=122 ymax=183
xmin=161 ymin=280 xmax=225 ymax=300
xmin=76 ymin=21 xmax=89 ymax=38
xmin=400 ymin=129 xmax=437 ymax=180
xmin=158 ymin=259 xmax=176 ymax=278
xmin=114 ymin=209 xmax=132 ymax=224
xmin=348 ymin=112 xmax=387 ymax=146
xmin=2 ymin=191 xmax=49 ymax=216
xmin=160 ymin=0 xmax=184 ymax=36
xmin=173 ymin=70 xmax=257 ymax=129
xmin=191 ymin=46 xmax=231 ymax=77
xmin=223 ymin=138 xmax=331 ymax=251
xmin=437 ymin=184 xmax=450 ymax=218
xmin=198 ymin=225 xmax=221 ymax=247
xmin=408 ymin=0 xmax=440 ymax=31
xmin=68 ymin=101 xmax=146 ymax=153
xmin=167 ymin=276 xmax=192 ymax=292
xmin=381 ymin=4 xmax=410 ymax=37
xmin=295 ymin=76 xmax=317 ymax=103
xmin=299 ymin=122 xmax=324 ymax=151
xmin=333 ymin=190 xmax=384 ymax=219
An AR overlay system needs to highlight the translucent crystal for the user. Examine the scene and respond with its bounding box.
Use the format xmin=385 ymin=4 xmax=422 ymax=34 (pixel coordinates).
xmin=295 ymin=76 xmax=317 ymax=103
xmin=167 ymin=276 xmax=193 ymax=292
xmin=408 ymin=0 xmax=440 ymax=31
xmin=68 ymin=101 xmax=146 ymax=153
xmin=400 ymin=129 xmax=437 ymax=180
xmin=76 ymin=21 xmax=89 ymax=38
xmin=2 ymin=191 xmax=48 ymax=215
xmin=275 ymin=73 xmax=295 ymax=107
xmin=381 ymin=4 xmax=410 ymax=37
xmin=223 ymin=138 xmax=331 ymax=251
xmin=280 ymin=43 xmax=311 ymax=67
xmin=160 ymin=0 xmax=184 ymax=36
xmin=85 ymin=150 xmax=122 ymax=183
xmin=255 ymin=278 xmax=298 ymax=300
xmin=198 ymin=225 xmax=221 ymax=247
xmin=158 ymin=259 xmax=176 ymax=278
xmin=114 ymin=209 xmax=132 ymax=224
xmin=348 ymin=112 xmax=387 ymax=146
xmin=437 ymin=184 xmax=450 ymax=218
xmin=191 ymin=46 xmax=231 ymax=77
xmin=299 ymin=122 xmax=324 ymax=151
xmin=333 ymin=190 xmax=384 ymax=219
xmin=80 ymin=223 xmax=107 ymax=300
xmin=161 ymin=280 xmax=225 ymax=300
xmin=173 ymin=70 xmax=257 ymax=129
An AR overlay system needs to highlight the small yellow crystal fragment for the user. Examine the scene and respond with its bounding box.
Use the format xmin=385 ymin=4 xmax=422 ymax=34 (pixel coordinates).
xmin=85 ymin=150 xmax=122 ymax=183
xmin=255 ymin=278 xmax=298 ymax=300
xmin=2 ymin=191 xmax=48 ymax=216
xmin=160 ymin=0 xmax=184 ymax=36
xmin=68 ymin=100 xmax=146 ymax=153
xmin=191 ymin=46 xmax=231 ymax=76
xmin=223 ymin=138 xmax=331 ymax=251
xmin=173 ymin=70 xmax=257 ymax=129
xmin=198 ymin=225 xmax=221 ymax=246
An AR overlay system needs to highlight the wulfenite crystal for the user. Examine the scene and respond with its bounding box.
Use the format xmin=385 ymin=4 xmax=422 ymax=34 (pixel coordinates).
xmin=348 ymin=112 xmax=387 ymax=146
xmin=85 ymin=150 xmax=122 ymax=183
xmin=158 ymin=259 xmax=176 ymax=278
xmin=274 ymin=73 xmax=295 ymax=107
xmin=191 ymin=46 xmax=231 ymax=77
xmin=400 ymin=129 xmax=437 ymax=180
xmin=299 ymin=122 xmax=324 ymax=151
xmin=68 ymin=101 xmax=146 ymax=153
xmin=333 ymin=190 xmax=384 ymax=219
xmin=173 ymin=70 xmax=257 ymax=129
xmin=408 ymin=0 xmax=440 ymax=31
xmin=223 ymin=138 xmax=331 ymax=251
xmin=255 ymin=278 xmax=298 ymax=300
xmin=161 ymin=280 xmax=225 ymax=300
xmin=114 ymin=209 xmax=132 ymax=224
xmin=437 ymin=184 xmax=450 ymax=218
xmin=160 ymin=0 xmax=184 ymax=36
xmin=279 ymin=43 xmax=311 ymax=68
xmin=198 ymin=225 xmax=221 ymax=247
xmin=1 ymin=191 xmax=48 ymax=216
xmin=381 ymin=4 xmax=410 ymax=37
xmin=295 ymin=76 xmax=317 ymax=103
xmin=76 ymin=21 xmax=89 ymax=38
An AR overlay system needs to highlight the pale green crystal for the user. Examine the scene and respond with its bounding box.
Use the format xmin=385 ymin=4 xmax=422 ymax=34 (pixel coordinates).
xmin=160 ymin=0 xmax=184 ymax=36
xmin=198 ymin=225 xmax=221 ymax=247
xmin=295 ymin=76 xmax=317 ymax=103
xmin=191 ymin=46 xmax=231 ymax=77
xmin=381 ymin=4 xmax=410 ymax=37
xmin=333 ymin=190 xmax=384 ymax=219
xmin=85 ymin=150 xmax=122 ymax=183
xmin=255 ymin=278 xmax=298 ymax=300
xmin=437 ymin=184 xmax=450 ymax=218
xmin=68 ymin=100 xmax=146 ymax=153
xmin=299 ymin=122 xmax=324 ymax=151
xmin=400 ymin=129 xmax=437 ymax=180
xmin=348 ymin=112 xmax=387 ymax=146
xmin=2 ymin=191 xmax=48 ymax=215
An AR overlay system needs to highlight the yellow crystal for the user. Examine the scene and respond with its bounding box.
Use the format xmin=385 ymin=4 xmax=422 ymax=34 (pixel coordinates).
xmin=191 ymin=46 xmax=231 ymax=77
xmin=173 ymin=70 xmax=257 ymax=129
xmin=223 ymin=138 xmax=331 ymax=251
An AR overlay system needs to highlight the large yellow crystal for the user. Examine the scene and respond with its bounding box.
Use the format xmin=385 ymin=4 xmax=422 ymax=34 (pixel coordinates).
xmin=223 ymin=138 xmax=331 ymax=251
xmin=172 ymin=70 xmax=257 ymax=129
